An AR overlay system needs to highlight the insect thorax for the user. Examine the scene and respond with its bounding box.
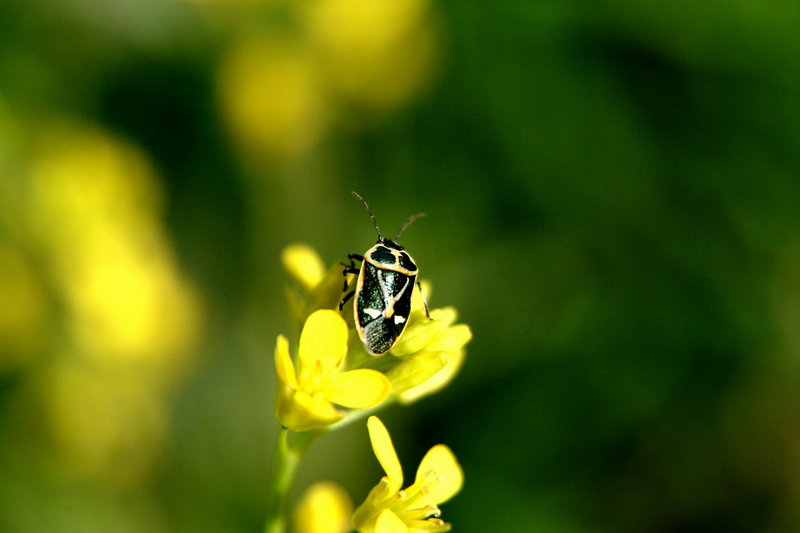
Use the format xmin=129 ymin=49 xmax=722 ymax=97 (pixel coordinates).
xmin=363 ymin=240 xmax=418 ymax=275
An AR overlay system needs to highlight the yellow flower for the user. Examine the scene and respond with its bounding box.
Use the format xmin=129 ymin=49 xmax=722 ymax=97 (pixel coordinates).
xmin=353 ymin=417 xmax=463 ymax=533
xmin=217 ymin=35 xmax=328 ymax=160
xmin=282 ymin=243 xmax=350 ymax=339
xmin=275 ymin=310 xmax=391 ymax=431
xmin=386 ymin=285 xmax=472 ymax=404
xmin=298 ymin=0 xmax=438 ymax=111
xmin=294 ymin=480 xmax=353 ymax=533
xmin=282 ymin=243 xmax=327 ymax=292
xmin=20 ymin=124 xmax=201 ymax=485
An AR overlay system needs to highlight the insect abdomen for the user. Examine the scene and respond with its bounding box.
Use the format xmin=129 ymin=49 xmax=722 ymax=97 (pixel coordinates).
xmin=362 ymin=318 xmax=398 ymax=355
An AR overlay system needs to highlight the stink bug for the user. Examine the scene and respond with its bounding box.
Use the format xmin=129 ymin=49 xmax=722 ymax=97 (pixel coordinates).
xmin=339 ymin=191 xmax=429 ymax=355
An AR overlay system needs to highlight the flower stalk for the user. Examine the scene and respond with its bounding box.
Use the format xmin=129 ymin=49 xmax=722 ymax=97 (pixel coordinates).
xmin=264 ymin=428 xmax=318 ymax=533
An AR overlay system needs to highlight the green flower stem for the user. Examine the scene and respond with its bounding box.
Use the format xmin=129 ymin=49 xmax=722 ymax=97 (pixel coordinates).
xmin=264 ymin=427 xmax=317 ymax=533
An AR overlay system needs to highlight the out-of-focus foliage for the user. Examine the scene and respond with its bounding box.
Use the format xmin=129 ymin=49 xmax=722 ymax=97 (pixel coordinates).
xmin=2 ymin=0 xmax=800 ymax=532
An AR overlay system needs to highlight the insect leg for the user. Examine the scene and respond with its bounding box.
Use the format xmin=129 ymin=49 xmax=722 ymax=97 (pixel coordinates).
xmin=341 ymin=267 xmax=359 ymax=290
xmin=340 ymin=253 xmax=363 ymax=290
xmin=417 ymin=281 xmax=432 ymax=320
xmin=339 ymin=290 xmax=355 ymax=310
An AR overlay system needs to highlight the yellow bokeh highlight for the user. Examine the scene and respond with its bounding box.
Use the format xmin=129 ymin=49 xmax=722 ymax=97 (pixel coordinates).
xmin=282 ymin=243 xmax=327 ymax=292
xmin=300 ymin=0 xmax=438 ymax=110
xmin=294 ymin=481 xmax=353 ymax=533
xmin=62 ymin=230 xmax=198 ymax=370
xmin=27 ymin=125 xmax=200 ymax=373
xmin=27 ymin=127 xmax=161 ymax=249
xmin=218 ymin=36 xmax=328 ymax=159
xmin=21 ymin=124 xmax=202 ymax=484
xmin=215 ymin=0 xmax=440 ymax=160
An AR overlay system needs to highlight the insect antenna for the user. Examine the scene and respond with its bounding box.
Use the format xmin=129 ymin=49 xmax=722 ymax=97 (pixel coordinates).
xmin=395 ymin=211 xmax=426 ymax=240
xmin=351 ymin=191 xmax=382 ymax=239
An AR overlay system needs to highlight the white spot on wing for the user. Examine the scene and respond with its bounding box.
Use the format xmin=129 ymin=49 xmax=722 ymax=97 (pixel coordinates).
xmin=364 ymin=308 xmax=382 ymax=319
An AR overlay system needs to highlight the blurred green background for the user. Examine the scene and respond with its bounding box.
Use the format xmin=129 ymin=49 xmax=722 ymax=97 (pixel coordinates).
xmin=3 ymin=0 xmax=800 ymax=532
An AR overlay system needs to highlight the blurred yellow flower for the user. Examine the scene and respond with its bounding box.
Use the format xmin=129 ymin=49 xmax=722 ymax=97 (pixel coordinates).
xmin=294 ymin=480 xmax=353 ymax=533
xmin=21 ymin=124 xmax=202 ymax=483
xmin=353 ymin=416 xmax=462 ymax=533
xmin=282 ymin=243 xmax=327 ymax=292
xmin=27 ymin=126 xmax=201 ymax=370
xmin=299 ymin=0 xmax=438 ymax=110
xmin=214 ymin=0 xmax=441 ymax=162
xmin=275 ymin=310 xmax=391 ymax=431
xmin=217 ymin=36 xmax=328 ymax=159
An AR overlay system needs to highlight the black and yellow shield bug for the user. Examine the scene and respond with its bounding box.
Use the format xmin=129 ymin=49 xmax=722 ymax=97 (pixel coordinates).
xmin=339 ymin=191 xmax=429 ymax=355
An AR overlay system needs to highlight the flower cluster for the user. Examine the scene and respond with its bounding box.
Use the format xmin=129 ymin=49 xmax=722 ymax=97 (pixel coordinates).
xmin=278 ymin=244 xmax=471 ymax=428
xmin=216 ymin=0 xmax=440 ymax=161
xmin=269 ymin=244 xmax=471 ymax=533
xmin=294 ymin=416 xmax=463 ymax=533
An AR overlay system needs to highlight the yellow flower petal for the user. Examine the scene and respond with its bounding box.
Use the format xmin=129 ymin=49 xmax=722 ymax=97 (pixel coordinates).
xmin=397 ymin=349 xmax=465 ymax=405
xmin=274 ymin=335 xmax=298 ymax=388
xmin=427 ymin=324 xmax=472 ymax=352
xmin=277 ymin=388 xmax=343 ymax=432
xmin=368 ymin=416 xmax=403 ymax=491
xmin=282 ymin=243 xmax=327 ymax=291
xmin=352 ymin=477 xmax=394 ymax=531
xmin=375 ymin=508 xmax=408 ymax=533
xmin=299 ymin=309 xmax=348 ymax=370
xmin=428 ymin=306 xmax=457 ymax=325
xmin=389 ymin=307 xmax=457 ymax=357
xmin=385 ymin=351 xmax=447 ymax=394
xmin=415 ymin=444 xmax=463 ymax=505
xmin=294 ymin=480 xmax=353 ymax=533
xmin=325 ymin=369 xmax=390 ymax=408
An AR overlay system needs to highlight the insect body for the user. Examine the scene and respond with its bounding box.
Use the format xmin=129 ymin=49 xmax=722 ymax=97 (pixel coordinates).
xmin=340 ymin=192 xmax=428 ymax=355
